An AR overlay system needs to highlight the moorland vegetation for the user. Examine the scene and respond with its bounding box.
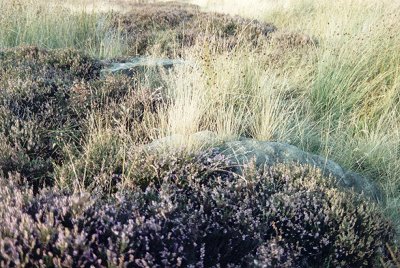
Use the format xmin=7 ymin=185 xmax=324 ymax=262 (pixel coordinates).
xmin=0 ymin=0 xmax=399 ymax=266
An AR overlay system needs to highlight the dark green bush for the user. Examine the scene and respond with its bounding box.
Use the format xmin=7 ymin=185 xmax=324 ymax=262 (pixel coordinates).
xmin=0 ymin=150 xmax=393 ymax=267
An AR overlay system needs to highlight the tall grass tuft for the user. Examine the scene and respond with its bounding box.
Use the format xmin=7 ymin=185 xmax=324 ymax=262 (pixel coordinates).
xmin=159 ymin=0 xmax=400 ymax=231
xmin=0 ymin=0 xmax=127 ymax=58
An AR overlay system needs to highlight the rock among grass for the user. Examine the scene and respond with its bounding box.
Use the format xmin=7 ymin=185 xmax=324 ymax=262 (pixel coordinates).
xmin=145 ymin=131 xmax=381 ymax=201
xmin=220 ymin=138 xmax=382 ymax=201
xmin=100 ymin=57 xmax=188 ymax=76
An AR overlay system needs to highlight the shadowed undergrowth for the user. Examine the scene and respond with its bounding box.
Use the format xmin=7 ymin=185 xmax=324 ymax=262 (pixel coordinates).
xmin=0 ymin=155 xmax=394 ymax=267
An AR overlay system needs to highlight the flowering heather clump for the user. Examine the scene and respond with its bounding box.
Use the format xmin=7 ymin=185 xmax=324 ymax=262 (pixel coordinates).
xmin=0 ymin=150 xmax=393 ymax=267
xmin=0 ymin=46 xmax=102 ymax=188
xmin=0 ymin=47 xmax=161 ymax=189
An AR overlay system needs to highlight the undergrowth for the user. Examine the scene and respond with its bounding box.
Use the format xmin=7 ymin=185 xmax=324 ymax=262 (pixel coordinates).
xmin=0 ymin=153 xmax=394 ymax=267
xmin=0 ymin=1 xmax=399 ymax=266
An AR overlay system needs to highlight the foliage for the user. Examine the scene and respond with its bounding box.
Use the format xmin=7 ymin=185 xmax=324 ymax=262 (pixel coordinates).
xmin=0 ymin=1 xmax=398 ymax=265
xmin=0 ymin=151 xmax=393 ymax=267
xmin=0 ymin=46 xmax=101 ymax=188
xmin=113 ymin=2 xmax=277 ymax=56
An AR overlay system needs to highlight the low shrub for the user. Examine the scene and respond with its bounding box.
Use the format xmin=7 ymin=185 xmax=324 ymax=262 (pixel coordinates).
xmin=0 ymin=150 xmax=393 ymax=267
xmin=112 ymin=2 xmax=277 ymax=56
xmin=0 ymin=46 xmax=102 ymax=188
xmin=0 ymin=46 xmax=167 ymax=190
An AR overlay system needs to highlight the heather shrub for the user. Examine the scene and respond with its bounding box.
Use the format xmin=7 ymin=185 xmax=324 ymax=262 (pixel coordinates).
xmin=0 ymin=46 xmax=102 ymax=188
xmin=112 ymin=2 xmax=277 ymax=56
xmin=0 ymin=150 xmax=393 ymax=267
xmin=96 ymin=75 xmax=166 ymax=126
xmin=0 ymin=47 xmax=162 ymax=189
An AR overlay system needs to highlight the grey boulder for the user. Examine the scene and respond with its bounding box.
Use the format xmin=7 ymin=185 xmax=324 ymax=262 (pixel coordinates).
xmin=219 ymin=139 xmax=381 ymax=201
xmin=100 ymin=57 xmax=187 ymax=77
xmin=144 ymin=132 xmax=382 ymax=201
